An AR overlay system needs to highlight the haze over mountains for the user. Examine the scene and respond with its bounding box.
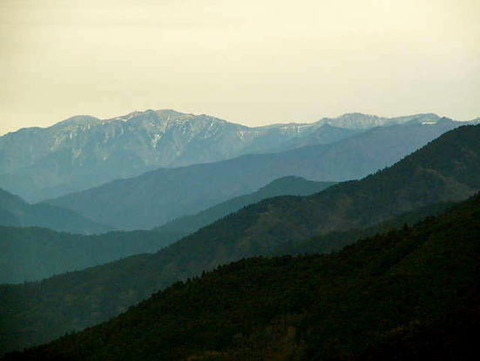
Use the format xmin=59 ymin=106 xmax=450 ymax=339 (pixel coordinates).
xmin=0 ymin=227 xmax=173 ymax=284
xmin=45 ymin=116 xmax=460 ymax=230
xmin=4 ymin=0 xmax=479 ymax=357
xmin=2 ymin=124 xmax=479 ymax=354
xmin=0 ymin=110 xmax=459 ymax=202
xmin=0 ymin=188 xmax=109 ymax=234
xmin=1 ymin=108 xmax=480 ymax=361
xmin=0 ymin=176 xmax=333 ymax=284
xmin=153 ymin=176 xmax=335 ymax=240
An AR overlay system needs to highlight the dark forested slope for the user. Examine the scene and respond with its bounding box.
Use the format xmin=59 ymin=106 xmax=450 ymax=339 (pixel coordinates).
xmin=7 ymin=191 xmax=480 ymax=361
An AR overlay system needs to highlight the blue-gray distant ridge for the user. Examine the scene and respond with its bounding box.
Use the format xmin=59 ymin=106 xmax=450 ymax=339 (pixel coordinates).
xmin=0 ymin=110 xmax=462 ymax=202
xmin=46 ymin=116 xmax=463 ymax=230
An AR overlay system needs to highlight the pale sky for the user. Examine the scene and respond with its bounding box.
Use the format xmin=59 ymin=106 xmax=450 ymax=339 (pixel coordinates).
xmin=0 ymin=0 xmax=479 ymax=134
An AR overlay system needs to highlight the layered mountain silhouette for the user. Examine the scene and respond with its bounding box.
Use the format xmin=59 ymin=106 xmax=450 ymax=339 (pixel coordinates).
xmin=6 ymin=190 xmax=480 ymax=361
xmin=45 ymin=118 xmax=460 ymax=230
xmin=154 ymin=176 xmax=335 ymax=239
xmin=0 ymin=176 xmax=333 ymax=284
xmin=0 ymin=111 xmax=450 ymax=202
xmin=0 ymin=227 xmax=174 ymax=284
xmin=2 ymin=124 xmax=479 ymax=354
xmin=0 ymin=188 xmax=109 ymax=234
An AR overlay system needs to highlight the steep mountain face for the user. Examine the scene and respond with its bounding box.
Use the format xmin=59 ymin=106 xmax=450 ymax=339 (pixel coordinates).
xmin=0 ymin=111 xmax=452 ymax=202
xmin=6 ymin=193 xmax=480 ymax=361
xmin=154 ymin=176 xmax=335 ymax=239
xmin=1 ymin=124 xmax=479 ymax=354
xmin=0 ymin=188 xmax=109 ymax=234
xmin=46 ymin=119 xmax=460 ymax=230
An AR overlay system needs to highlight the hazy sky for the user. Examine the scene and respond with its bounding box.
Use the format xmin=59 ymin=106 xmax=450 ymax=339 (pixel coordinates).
xmin=0 ymin=0 xmax=479 ymax=134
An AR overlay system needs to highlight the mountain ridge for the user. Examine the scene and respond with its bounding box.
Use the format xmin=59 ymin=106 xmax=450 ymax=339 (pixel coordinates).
xmin=0 ymin=187 xmax=110 ymax=234
xmin=7 ymin=110 xmax=446 ymax=134
xmin=6 ymin=190 xmax=480 ymax=361
xmin=0 ymin=176 xmax=333 ymax=284
xmin=153 ymin=176 xmax=336 ymax=239
xmin=0 ymin=110 xmax=463 ymax=202
xmin=44 ymin=119 xmax=462 ymax=230
xmin=1 ymin=124 xmax=480 ymax=354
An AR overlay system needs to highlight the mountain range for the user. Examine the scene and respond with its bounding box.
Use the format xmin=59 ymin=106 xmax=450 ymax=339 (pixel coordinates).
xmin=45 ymin=117 xmax=460 ymax=230
xmin=0 ymin=111 xmax=453 ymax=202
xmin=2 ymin=124 xmax=479 ymax=354
xmin=5 ymin=186 xmax=480 ymax=361
xmin=0 ymin=228 xmax=173 ymax=284
xmin=0 ymin=176 xmax=333 ymax=284
xmin=153 ymin=176 xmax=335 ymax=239
xmin=0 ymin=188 xmax=109 ymax=234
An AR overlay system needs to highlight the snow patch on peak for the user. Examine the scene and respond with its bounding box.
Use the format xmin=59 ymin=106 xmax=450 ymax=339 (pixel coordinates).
xmin=317 ymin=113 xmax=386 ymax=130
xmin=53 ymin=115 xmax=102 ymax=128
xmin=113 ymin=112 xmax=142 ymax=122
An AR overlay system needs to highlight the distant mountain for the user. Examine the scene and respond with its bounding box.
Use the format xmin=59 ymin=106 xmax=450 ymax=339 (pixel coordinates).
xmin=0 ymin=177 xmax=333 ymax=285
xmin=0 ymin=227 xmax=175 ymax=284
xmin=6 ymin=192 xmax=480 ymax=361
xmin=0 ymin=110 xmax=456 ymax=202
xmin=168 ymin=124 xmax=480 ymax=257
xmin=0 ymin=110 xmax=359 ymax=202
xmin=154 ymin=176 xmax=335 ymax=239
xmin=2 ymin=124 xmax=480 ymax=354
xmin=316 ymin=112 xmax=445 ymax=129
xmin=0 ymin=188 xmax=110 ymax=234
xmin=46 ymin=119 xmax=460 ymax=230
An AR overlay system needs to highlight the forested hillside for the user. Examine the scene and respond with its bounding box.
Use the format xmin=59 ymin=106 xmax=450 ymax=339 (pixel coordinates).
xmin=6 ymin=191 xmax=480 ymax=361
xmin=0 ymin=176 xmax=332 ymax=284
xmin=154 ymin=176 xmax=335 ymax=239
xmin=1 ymin=125 xmax=479 ymax=354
